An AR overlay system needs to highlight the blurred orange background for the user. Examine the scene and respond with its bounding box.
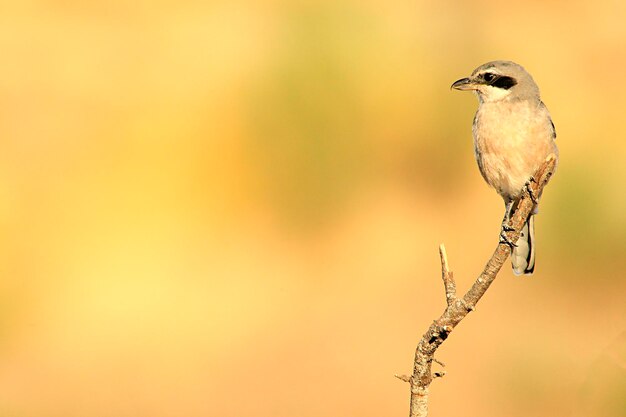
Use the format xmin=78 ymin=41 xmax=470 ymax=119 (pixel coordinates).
xmin=0 ymin=1 xmax=625 ymax=416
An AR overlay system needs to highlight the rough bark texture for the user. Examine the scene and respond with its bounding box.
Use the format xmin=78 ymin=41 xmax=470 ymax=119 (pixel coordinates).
xmin=399 ymin=156 xmax=557 ymax=417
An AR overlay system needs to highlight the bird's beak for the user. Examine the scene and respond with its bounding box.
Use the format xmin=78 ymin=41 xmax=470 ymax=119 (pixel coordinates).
xmin=451 ymin=77 xmax=476 ymax=91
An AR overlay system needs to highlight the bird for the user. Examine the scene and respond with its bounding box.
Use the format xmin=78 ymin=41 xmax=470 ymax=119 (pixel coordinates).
xmin=451 ymin=60 xmax=558 ymax=275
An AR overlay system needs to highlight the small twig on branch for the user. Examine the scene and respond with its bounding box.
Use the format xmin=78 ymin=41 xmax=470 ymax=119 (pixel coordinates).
xmin=431 ymin=358 xmax=445 ymax=367
xmin=402 ymin=155 xmax=557 ymax=417
xmin=395 ymin=374 xmax=412 ymax=383
xmin=439 ymin=244 xmax=456 ymax=306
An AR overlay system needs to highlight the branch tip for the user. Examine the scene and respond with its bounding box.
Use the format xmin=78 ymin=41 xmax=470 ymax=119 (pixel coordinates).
xmin=438 ymin=244 xmax=449 ymax=271
xmin=438 ymin=243 xmax=456 ymax=305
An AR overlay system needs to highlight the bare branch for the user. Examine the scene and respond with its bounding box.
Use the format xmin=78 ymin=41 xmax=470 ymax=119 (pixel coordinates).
xmin=405 ymin=155 xmax=557 ymax=417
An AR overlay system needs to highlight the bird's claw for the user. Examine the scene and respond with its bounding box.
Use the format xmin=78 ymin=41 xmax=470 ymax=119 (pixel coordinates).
xmin=499 ymin=229 xmax=517 ymax=248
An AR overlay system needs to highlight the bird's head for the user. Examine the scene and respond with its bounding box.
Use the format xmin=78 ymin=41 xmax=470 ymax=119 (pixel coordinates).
xmin=451 ymin=60 xmax=540 ymax=103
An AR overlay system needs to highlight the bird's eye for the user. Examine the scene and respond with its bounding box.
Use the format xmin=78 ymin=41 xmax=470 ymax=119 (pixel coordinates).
xmin=482 ymin=73 xmax=496 ymax=83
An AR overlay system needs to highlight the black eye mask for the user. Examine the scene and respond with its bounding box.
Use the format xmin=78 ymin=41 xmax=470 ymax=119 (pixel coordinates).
xmin=480 ymin=72 xmax=518 ymax=90
xmin=490 ymin=76 xmax=517 ymax=90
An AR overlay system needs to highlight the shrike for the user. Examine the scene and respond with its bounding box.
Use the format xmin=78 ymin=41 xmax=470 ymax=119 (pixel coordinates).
xmin=451 ymin=60 xmax=558 ymax=275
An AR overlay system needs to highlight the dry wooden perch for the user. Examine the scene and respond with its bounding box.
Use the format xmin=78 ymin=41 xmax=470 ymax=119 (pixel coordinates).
xmin=399 ymin=155 xmax=557 ymax=417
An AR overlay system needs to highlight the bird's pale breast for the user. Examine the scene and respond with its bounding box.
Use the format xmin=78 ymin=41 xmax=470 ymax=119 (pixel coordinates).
xmin=473 ymin=100 xmax=557 ymax=201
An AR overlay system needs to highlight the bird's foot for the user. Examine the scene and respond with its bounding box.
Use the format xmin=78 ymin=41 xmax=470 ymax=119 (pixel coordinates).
xmin=525 ymin=177 xmax=539 ymax=204
xmin=499 ymin=228 xmax=517 ymax=248
xmin=501 ymin=222 xmax=515 ymax=232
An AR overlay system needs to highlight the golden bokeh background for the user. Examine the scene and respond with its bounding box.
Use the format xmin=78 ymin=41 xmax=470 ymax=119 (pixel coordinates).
xmin=0 ymin=1 xmax=625 ymax=416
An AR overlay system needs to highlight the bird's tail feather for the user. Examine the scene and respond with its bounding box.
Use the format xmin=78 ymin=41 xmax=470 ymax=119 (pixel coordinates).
xmin=512 ymin=215 xmax=535 ymax=276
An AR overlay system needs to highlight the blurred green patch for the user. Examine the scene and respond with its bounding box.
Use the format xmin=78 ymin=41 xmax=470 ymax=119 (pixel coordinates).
xmin=245 ymin=4 xmax=377 ymax=230
xmin=546 ymin=164 xmax=626 ymax=264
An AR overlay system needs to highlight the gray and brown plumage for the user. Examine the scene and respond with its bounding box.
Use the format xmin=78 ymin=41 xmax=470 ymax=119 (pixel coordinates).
xmin=451 ymin=60 xmax=558 ymax=275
